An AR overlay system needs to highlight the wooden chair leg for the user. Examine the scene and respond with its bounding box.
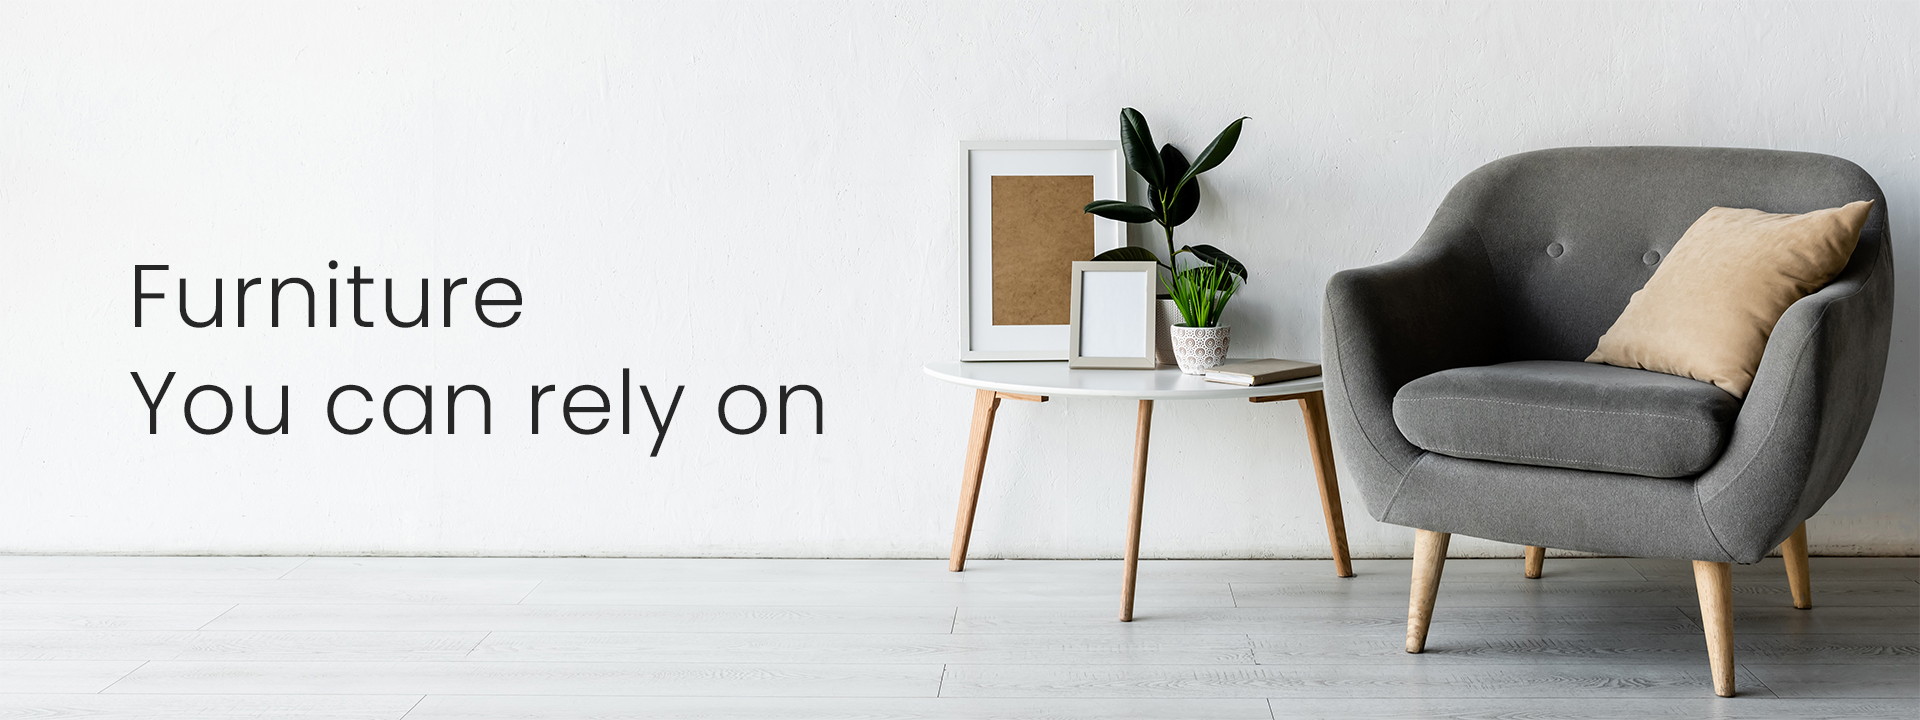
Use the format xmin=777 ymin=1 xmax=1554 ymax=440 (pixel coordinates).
xmin=948 ymin=390 xmax=1001 ymax=572
xmin=1406 ymin=529 xmax=1451 ymax=653
xmin=1297 ymin=392 xmax=1355 ymax=578
xmin=1524 ymin=546 xmax=1545 ymax=579
xmin=1781 ymin=522 xmax=1812 ymax=609
xmin=1693 ymin=560 xmax=1737 ymax=697
xmin=1120 ymin=399 xmax=1154 ymax=622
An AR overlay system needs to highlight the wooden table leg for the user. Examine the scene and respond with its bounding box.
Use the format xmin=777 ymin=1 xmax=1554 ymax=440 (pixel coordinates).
xmin=1120 ymin=399 xmax=1154 ymax=622
xmin=949 ymin=389 xmax=1002 ymax=572
xmin=1298 ymin=392 xmax=1355 ymax=578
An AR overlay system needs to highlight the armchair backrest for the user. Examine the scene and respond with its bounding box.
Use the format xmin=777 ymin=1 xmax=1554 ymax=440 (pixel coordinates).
xmin=1441 ymin=147 xmax=1890 ymax=362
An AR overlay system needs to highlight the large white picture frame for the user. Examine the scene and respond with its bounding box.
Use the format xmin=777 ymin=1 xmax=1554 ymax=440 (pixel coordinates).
xmin=959 ymin=141 xmax=1126 ymax=361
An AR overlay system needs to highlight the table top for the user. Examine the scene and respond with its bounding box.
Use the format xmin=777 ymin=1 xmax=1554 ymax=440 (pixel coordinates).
xmin=923 ymin=359 xmax=1324 ymax=400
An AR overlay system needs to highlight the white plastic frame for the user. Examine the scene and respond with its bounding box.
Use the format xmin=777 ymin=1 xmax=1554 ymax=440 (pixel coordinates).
xmin=1067 ymin=260 xmax=1158 ymax=370
xmin=959 ymin=140 xmax=1126 ymax=361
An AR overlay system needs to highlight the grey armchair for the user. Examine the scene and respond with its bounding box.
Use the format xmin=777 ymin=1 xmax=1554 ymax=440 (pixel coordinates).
xmin=1322 ymin=146 xmax=1895 ymax=697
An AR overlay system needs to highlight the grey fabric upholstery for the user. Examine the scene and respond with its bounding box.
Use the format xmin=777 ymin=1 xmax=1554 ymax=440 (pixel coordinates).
xmin=1394 ymin=361 xmax=1741 ymax=478
xmin=1323 ymin=147 xmax=1894 ymax=564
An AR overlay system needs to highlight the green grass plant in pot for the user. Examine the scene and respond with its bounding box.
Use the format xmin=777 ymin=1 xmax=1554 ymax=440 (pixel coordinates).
xmin=1083 ymin=108 xmax=1249 ymax=372
xmin=1161 ymin=258 xmax=1241 ymax=373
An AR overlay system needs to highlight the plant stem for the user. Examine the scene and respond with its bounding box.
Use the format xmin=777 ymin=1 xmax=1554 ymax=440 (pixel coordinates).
xmin=1161 ymin=221 xmax=1177 ymax=278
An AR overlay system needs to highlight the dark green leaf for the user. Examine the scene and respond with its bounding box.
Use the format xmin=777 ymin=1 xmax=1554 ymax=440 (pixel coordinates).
xmin=1119 ymin=108 xmax=1165 ymax=189
xmin=1175 ymin=116 xmax=1248 ymax=192
xmin=1083 ymin=199 xmax=1157 ymax=224
xmin=1091 ymin=246 xmax=1160 ymax=263
xmin=1182 ymin=244 xmax=1248 ymax=281
xmin=1158 ymin=144 xmax=1201 ymax=226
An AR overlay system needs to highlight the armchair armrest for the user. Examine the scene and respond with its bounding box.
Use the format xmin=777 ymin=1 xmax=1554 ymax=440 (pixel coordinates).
xmin=1322 ymin=210 xmax=1503 ymax=518
xmin=1693 ymin=227 xmax=1896 ymax=563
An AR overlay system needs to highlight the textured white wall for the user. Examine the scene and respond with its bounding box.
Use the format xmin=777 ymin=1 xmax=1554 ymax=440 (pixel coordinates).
xmin=1 ymin=1 xmax=1912 ymax=558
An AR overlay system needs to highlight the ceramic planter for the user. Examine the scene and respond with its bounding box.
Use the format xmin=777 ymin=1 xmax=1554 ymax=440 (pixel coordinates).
xmin=1169 ymin=324 xmax=1231 ymax=374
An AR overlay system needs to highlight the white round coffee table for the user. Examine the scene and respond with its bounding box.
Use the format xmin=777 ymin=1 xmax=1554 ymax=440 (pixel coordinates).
xmin=923 ymin=360 xmax=1352 ymax=622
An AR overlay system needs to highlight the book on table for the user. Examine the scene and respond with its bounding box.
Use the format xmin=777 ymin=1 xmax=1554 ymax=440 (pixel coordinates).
xmin=1204 ymin=358 xmax=1321 ymax=386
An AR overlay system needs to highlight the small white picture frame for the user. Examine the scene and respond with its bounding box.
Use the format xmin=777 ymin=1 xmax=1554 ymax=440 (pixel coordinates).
xmin=959 ymin=141 xmax=1127 ymax=361
xmin=1067 ymin=260 xmax=1158 ymax=370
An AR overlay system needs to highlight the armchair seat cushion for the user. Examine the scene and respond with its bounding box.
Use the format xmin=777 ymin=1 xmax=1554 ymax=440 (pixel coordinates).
xmin=1392 ymin=360 xmax=1741 ymax=478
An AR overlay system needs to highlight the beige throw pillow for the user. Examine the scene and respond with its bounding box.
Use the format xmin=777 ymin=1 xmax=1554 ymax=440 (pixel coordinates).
xmin=1587 ymin=200 xmax=1874 ymax=398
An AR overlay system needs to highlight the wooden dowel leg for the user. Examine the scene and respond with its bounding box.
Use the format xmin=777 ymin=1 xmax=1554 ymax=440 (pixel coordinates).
xmin=1120 ymin=399 xmax=1153 ymax=622
xmin=1693 ymin=560 xmax=1737 ymax=697
xmin=949 ymin=389 xmax=1001 ymax=572
xmin=1298 ymin=392 xmax=1355 ymax=578
xmin=1524 ymin=546 xmax=1546 ymax=579
xmin=1406 ymin=529 xmax=1450 ymax=653
xmin=1782 ymin=522 xmax=1812 ymax=609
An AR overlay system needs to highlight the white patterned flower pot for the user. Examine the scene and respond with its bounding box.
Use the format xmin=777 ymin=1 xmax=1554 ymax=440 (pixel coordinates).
xmin=1169 ymin=324 xmax=1230 ymax=375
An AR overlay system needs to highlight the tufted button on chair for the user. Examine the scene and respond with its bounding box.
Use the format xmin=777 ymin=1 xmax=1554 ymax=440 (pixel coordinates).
xmin=1322 ymin=146 xmax=1895 ymax=697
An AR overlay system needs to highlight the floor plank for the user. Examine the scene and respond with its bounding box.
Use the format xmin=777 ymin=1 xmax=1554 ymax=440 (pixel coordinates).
xmin=1675 ymin=606 xmax=1920 ymax=634
xmin=955 ymin=606 xmax=1701 ymax=635
xmin=1729 ymin=634 xmax=1920 ymax=664
xmin=404 ymin=695 xmax=1276 ymax=720
xmin=468 ymin=631 xmax=1256 ymax=665
xmin=940 ymin=662 xmax=1771 ymax=698
xmin=0 ymin=694 xmax=420 ymax=719
xmin=520 ymin=580 xmax=1232 ymax=607
xmin=104 ymin=660 xmax=944 ymax=697
xmin=1232 ymin=580 xmax=1917 ymax=608
xmin=1629 ymin=557 xmax=1920 ymax=582
xmin=1263 ymin=697 xmax=1919 ymax=719
xmin=1348 ymin=557 xmax=1650 ymax=583
xmin=0 ymin=659 xmax=146 ymax=693
xmin=201 ymin=604 xmax=959 ymax=633
xmin=1745 ymin=664 xmax=1920 ymax=699
xmin=0 ymin=630 xmax=488 ymax=661
xmin=0 ymin=604 xmax=234 ymax=631
xmin=289 ymin=558 xmax=994 ymax=583
xmin=290 ymin=558 xmax=1168 ymax=584
xmin=0 ymin=579 xmax=536 ymax=605
xmin=0 ymin=557 xmax=307 ymax=580
xmin=0 ymin=556 xmax=1909 ymax=709
xmin=285 ymin=557 xmax=1639 ymax=584
xmin=1249 ymin=634 xmax=1920 ymax=666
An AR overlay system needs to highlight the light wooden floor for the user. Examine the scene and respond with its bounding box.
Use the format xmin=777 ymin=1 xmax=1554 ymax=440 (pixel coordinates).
xmin=0 ymin=556 xmax=1912 ymax=719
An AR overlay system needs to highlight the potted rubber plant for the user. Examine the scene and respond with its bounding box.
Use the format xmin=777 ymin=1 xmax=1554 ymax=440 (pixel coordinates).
xmin=1084 ymin=108 xmax=1248 ymax=372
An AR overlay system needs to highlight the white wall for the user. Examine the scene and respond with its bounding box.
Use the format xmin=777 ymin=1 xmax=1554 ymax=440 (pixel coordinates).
xmin=1 ymin=1 xmax=1912 ymax=558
